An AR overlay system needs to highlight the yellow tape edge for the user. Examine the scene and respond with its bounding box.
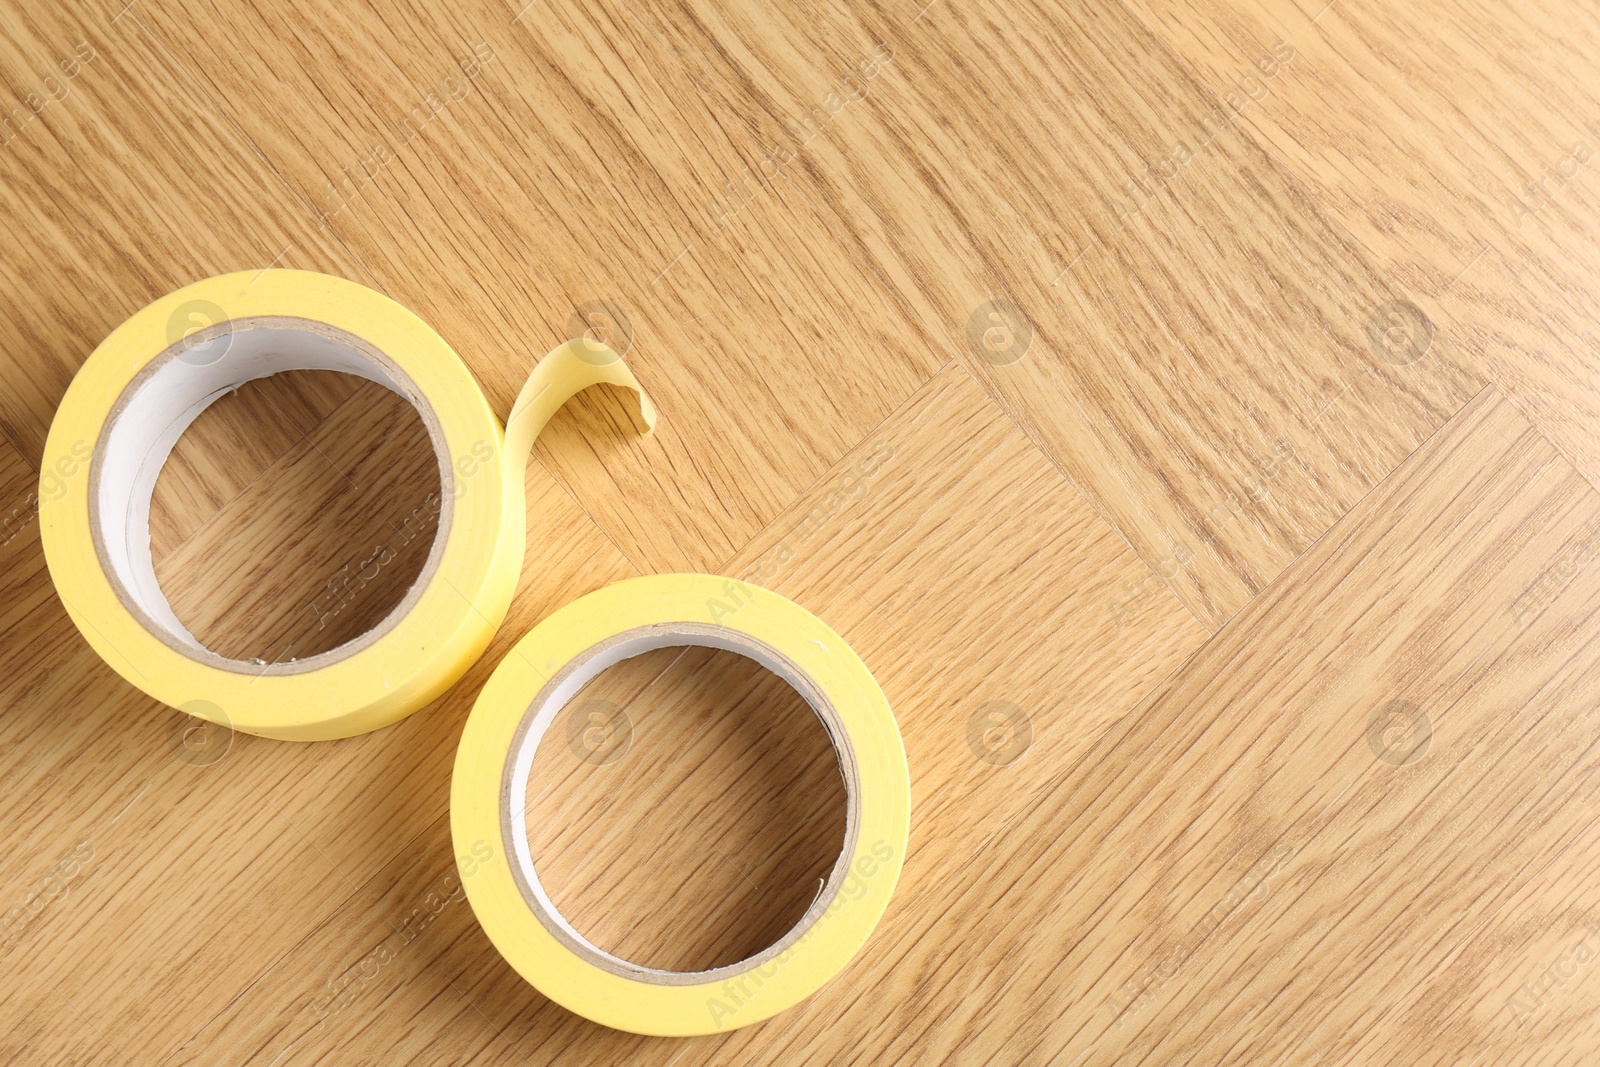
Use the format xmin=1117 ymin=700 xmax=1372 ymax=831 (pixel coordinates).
xmin=451 ymin=573 xmax=910 ymax=1036
xmin=39 ymin=269 xmax=653 ymax=740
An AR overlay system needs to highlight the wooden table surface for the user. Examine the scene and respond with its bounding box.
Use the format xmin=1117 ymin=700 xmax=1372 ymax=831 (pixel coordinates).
xmin=2 ymin=0 xmax=1599 ymax=1062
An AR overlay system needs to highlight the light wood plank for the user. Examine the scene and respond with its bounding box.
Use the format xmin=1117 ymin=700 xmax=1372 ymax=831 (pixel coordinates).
xmin=0 ymin=0 xmax=1597 ymax=1063
xmin=155 ymin=379 xmax=440 ymax=660
xmin=587 ymin=0 xmax=1486 ymax=627
xmin=0 ymin=3 xmax=365 ymax=459
xmin=1118 ymin=0 xmax=1600 ymax=501
xmin=131 ymin=0 xmax=949 ymax=574
xmin=523 ymin=642 xmax=849 ymax=973
xmin=149 ymin=371 xmax=361 ymax=560
xmin=692 ymin=389 xmax=1600 ymax=1066
xmin=149 ymin=362 xmax=1204 ymax=1065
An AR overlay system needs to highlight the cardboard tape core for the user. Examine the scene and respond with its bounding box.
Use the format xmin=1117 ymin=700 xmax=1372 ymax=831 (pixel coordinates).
xmin=501 ymin=623 xmax=860 ymax=986
xmin=88 ymin=316 xmax=453 ymax=674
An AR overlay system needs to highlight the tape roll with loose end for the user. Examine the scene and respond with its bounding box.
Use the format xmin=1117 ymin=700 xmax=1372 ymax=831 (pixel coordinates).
xmin=451 ymin=573 xmax=910 ymax=1036
xmin=39 ymin=269 xmax=654 ymax=740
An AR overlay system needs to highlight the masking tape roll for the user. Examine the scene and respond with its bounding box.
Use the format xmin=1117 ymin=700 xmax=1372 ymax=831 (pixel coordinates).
xmin=39 ymin=269 xmax=654 ymax=740
xmin=451 ymin=573 xmax=909 ymax=1036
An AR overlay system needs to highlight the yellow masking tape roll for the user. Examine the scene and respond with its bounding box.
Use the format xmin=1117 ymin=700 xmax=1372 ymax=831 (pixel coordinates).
xmin=451 ymin=573 xmax=909 ymax=1036
xmin=39 ymin=269 xmax=654 ymax=740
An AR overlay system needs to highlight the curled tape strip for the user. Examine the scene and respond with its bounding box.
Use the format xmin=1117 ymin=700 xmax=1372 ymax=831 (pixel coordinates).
xmin=39 ymin=269 xmax=654 ymax=740
xmin=451 ymin=573 xmax=910 ymax=1035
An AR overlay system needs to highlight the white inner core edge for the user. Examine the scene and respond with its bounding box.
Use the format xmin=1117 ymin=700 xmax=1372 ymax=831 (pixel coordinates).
xmin=504 ymin=629 xmax=858 ymax=983
xmin=96 ymin=322 xmax=422 ymax=661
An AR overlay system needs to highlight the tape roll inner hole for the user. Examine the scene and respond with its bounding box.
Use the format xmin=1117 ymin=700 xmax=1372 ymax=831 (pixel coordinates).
xmin=90 ymin=317 xmax=453 ymax=674
xmin=504 ymin=625 xmax=860 ymax=985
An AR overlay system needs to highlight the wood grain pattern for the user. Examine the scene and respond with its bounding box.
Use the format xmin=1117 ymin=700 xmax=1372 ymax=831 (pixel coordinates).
xmin=1 ymin=0 xmax=1599 ymax=1063
xmin=525 ymin=644 xmax=849 ymax=973
xmin=148 ymin=371 xmax=360 ymax=561
xmin=763 ymin=390 xmax=1600 ymax=1067
xmin=129 ymin=0 xmax=951 ymax=574
xmin=155 ymin=377 xmax=441 ymax=660
xmin=0 ymin=4 xmax=362 ymax=458
xmin=597 ymin=0 xmax=1486 ymax=627
xmin=1118 ymin=0 xmax=1600 ymax=496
